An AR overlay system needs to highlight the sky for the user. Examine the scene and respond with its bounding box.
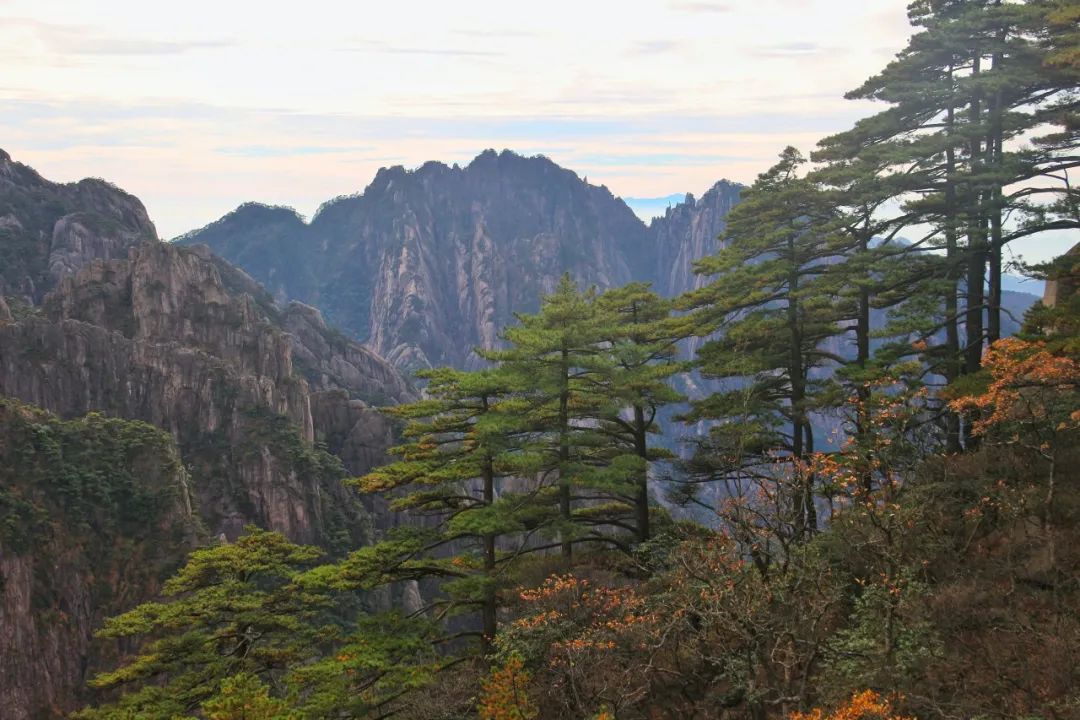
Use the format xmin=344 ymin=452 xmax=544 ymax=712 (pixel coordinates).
xmin=0 ymin=0 xmax=1072 ymax=270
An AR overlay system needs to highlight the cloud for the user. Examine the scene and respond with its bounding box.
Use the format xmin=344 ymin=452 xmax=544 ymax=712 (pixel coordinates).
xmin=0 ymin=96 xmax=871 ymax=143
xmin=573 ymin=152 xmax=754 ymax=167
xmin=669 ymin=1 xmax=731 ymax=12
xmin=337 ymin=39 xmax=502 ymax=58
xmin=4 ymin=17 xmax=234 ymax=56
xmin=750 ymin=41 xmax=828 ymax=58
xmin=630 ymin=40 xmax=679 ymax=55
xmin=451 ymin=28 xmax=539 ymax=39
xmin=214 ymin=144 xmax=373 ymax=158
xmin=669 ymin=1 xmax=731 ymax=13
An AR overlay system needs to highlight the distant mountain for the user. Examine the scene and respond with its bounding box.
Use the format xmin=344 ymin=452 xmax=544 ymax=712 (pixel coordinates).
xmin=623 ymin=193 xmax=692 ymax=221
xmin=178 ymin=150 xmax=1042 ymax=382
xmin=0 ymin=148 xmax=157 ymax=304
xmin=177 ymin=149 xmax=746 ymax=371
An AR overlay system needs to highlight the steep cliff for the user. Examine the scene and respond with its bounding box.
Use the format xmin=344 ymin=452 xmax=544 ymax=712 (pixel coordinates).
xmin=0 ymin=241 xmax=411 ymax=545
xmin=0 ymin=398 xmax=197 ymax=718
xmin=0 ymin=148 xmax=157 ymax=303
xmin=0 ymin=152 xmax=415 ymax=719
xmin=178 ymin=150 xmax=660 ymax=370
xmin=650 ymin=181 xmax=742 ymax=298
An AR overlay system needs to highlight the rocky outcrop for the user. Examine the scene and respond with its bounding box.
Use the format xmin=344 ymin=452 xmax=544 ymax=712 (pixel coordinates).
xmin=650 ymin=181 xmax=742 ymax=298
xmin=281 ymin=300 xmax=414 ymax=405
xmin=0 ymin=148 xmax=157 ymax=303
xmin=0 ymin=398 xmax=197 ymax=719
xmin=0 ymin=241 xmax=411 ymax=545
xmin=178 ymin=150 xmax=658 ymax=371
xmin=1043 ymin=242 xmax=1079 ymax=308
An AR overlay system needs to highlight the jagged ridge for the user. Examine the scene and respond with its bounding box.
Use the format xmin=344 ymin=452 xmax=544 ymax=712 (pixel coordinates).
xmin=177 ymin=149 xmax=743 ymax=371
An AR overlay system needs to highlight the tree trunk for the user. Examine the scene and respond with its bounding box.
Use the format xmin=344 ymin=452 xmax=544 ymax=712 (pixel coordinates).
xmin=856 ymin=223 xmax=874 ymax=490
xmin=944 ymin=66 xmax=963 ymax=454
xmin=633 ymin=403 xmax=650 ymax=543
xmin=987 ymin=43 xmax=1005 ymax=345
xmin=481 ymin=456 xmax=497 ymax=654
xmin=964 ymin=53 xmax=986 ymax=380
xmin=559 ymin=347 xmax=572 ymax=563
xmin=787 ymin=236 xmax=810 ymax=538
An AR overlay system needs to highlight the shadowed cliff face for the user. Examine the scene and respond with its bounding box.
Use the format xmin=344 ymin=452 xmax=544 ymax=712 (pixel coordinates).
xmin=179 ymin=150 xmax=741 ymax=372
xmin=1 ymin=241 xmax=412 ymax=544
xmin=0 ymin=151 xmax=415 ymax=719
xmin=0 ymin=399 xmax=197 ymax=719
xmin=650 ymin=181 xmax=741 ymax=299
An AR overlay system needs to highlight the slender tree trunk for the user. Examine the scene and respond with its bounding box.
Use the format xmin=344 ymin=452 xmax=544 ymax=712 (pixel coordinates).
xmin=856 ymin=223 xmax=874 ymax=491
xmin=633 ymin=403 xmax=650 ymax=543
xmin=803 ymin=419 xmax=816 ymax=534
xmin=987 ymin=43 xmax=1005 ymax=345
xmin=944 ymin=66 xmax=963 ymax=453
xmin=856 ymin=231 xmax=871 ymax=370
xmin=481 ymin=455 xmax=497 ymax=654
xmin=964 ymin=54 xmax=987 ymax=380
xmin=787 ymin=237 xmax=810 ymax=537
xmin=559 ymin=347 xmax=572 ymax=562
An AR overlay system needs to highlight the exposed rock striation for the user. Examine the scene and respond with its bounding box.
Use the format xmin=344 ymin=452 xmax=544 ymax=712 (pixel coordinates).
xmin=0 ymin=241 xmax=412 ymax=544
xmin=178 ymin=150 xmax=677 ymax=371
xmin=650 ymin=181 xmax=742 ymax=298
xmin=0 ymin=148 xmax=157 ymax=303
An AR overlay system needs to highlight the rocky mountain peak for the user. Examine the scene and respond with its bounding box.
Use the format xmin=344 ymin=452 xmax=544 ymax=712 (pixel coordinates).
xmin=180 ymin=149 xmax=655 ymax=370
xmin=0 ymin=149 xmax=157 ymax=303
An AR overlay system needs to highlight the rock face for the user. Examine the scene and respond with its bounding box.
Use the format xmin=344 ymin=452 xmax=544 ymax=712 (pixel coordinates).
xmin=1 ymin=241 xmax=412 ymax=545
xmin=0 ymin=151 xmax=414 ymax=719
xmin=0 ymin=148 xmax=157 ymax=303
xmin=179 ymin=150 xmax=734 ymax=371
xmin=650 ymin=181 xmax=741 ymax=298
xmin=1043 ymin=242 xmax=1080 ymax=308
xmin=0 ymin=399 xmax=198 ymax=719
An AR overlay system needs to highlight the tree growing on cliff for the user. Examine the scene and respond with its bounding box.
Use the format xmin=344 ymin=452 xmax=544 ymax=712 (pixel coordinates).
xmin=74 ymin=528 xmax=440 ymax=720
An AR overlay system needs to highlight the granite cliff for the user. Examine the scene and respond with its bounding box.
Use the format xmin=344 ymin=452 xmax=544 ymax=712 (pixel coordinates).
xmin=0 ymin=148 xmax=157 ymax=305
xmin=178 ymin=150 xmax=745 ymax=371
xmin=0 ymin=150 xmax=413 ymax=718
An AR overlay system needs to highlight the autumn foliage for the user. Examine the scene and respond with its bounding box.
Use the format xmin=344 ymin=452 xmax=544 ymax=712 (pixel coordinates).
xmin=949 ymin=337 xmax=1080 ymax=437
xmin=790 ymin=690 xmax=914 ymax=720
xmin=478 ymin=656 xmax=538 ymax=720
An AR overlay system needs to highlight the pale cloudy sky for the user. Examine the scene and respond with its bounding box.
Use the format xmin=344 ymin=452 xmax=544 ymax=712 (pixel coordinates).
xmin=4 ymin=0 xmax=1065 ymax=272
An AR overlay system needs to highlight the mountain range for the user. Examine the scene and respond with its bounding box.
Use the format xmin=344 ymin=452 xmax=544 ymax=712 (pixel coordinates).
xmin=175 ymin=149 xmax=745 ymax=370
xmin=0 ymin=147 xmax=1042 ymax=718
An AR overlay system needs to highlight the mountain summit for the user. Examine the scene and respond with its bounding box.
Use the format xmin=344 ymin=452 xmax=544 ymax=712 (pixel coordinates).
xmin=177 ymin=150 xmax=745 ymax=370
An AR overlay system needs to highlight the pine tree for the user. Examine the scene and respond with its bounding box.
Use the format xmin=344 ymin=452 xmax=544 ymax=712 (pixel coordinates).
xmin=592 ymin=282 xmax=686 ymax=542
xmin=479 ymin=274 xmax=618 ymax=562
xmin=680 ymin=147 xmax=849 ymax=540
xmin=74 ymin=529 xmax=441 ymax=720
xmin=816 ymin=0 xmax=1080 ymax=383
xmin=356 ymin=366 xmax=544 ymax=652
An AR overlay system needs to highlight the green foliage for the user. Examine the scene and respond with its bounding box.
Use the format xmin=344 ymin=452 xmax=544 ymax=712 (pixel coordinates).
xmin=75 ymin=528 xmax=444 ymax=720
xmin=75 ymin=528 xmax=326 ymax=719
xmin=821 ymin=570 xmax=942 ymax=702
xmin=199 ymin=673 xmax=296 ymax=720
